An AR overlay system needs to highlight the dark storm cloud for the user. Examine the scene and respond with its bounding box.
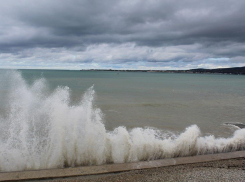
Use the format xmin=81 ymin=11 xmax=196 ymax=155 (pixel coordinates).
xmin=0 ymin=0 xmax=245 ymax=69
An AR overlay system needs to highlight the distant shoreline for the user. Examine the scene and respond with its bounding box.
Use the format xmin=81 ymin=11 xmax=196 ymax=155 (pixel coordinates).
xmin=81 ymin=66 xmax=245 ymax=75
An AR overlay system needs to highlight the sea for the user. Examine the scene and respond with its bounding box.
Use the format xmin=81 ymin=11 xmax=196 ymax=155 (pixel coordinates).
xmin=0 ymin=69 xmax=245 ymax=172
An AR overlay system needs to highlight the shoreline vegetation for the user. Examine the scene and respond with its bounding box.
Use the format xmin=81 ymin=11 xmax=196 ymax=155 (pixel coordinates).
xmin=81 ymin=66 xmax=245 ymax=75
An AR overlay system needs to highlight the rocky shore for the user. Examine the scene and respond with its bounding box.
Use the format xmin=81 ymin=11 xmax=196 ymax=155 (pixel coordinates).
xmin=44 ymin=158 xmax=245 ymax=182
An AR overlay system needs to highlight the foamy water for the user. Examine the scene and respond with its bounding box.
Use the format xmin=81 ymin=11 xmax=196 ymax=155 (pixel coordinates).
xmin=0 ymin=71 xmax=245 ymax=172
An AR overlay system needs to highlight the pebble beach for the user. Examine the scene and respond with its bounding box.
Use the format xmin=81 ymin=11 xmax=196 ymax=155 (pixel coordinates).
xmin=38 ymin=157 xmax=245 ymax=182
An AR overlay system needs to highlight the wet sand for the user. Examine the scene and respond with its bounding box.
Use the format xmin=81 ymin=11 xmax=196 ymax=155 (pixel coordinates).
xmin=39 ymin=158 xmax=245 ymax=182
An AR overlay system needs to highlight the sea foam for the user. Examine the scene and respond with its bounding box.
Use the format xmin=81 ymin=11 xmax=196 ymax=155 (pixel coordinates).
xmin=0 ymin=71 xmax=245 ymax=172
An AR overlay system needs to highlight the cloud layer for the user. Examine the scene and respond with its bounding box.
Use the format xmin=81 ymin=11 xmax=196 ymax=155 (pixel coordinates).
xmin=0 ymin=0 xmax=245 ymax=69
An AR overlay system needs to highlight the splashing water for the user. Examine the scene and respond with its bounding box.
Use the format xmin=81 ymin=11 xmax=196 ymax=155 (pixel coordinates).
xmin=0 ymin=71 xmax=245 ymax=172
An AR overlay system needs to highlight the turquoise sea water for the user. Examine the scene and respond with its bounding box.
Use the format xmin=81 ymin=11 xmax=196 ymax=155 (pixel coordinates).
xmin=19 ymin=69 xmax=245 ymax=136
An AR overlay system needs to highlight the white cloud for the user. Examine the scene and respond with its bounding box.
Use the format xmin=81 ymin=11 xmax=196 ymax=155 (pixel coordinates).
xmin=0 ymin=43 xmax=244 ymax=70
xmin=0 ymin=0 xmax=245 ymax=69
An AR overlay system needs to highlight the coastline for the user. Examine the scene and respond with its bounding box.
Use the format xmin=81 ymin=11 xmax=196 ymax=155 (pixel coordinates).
xmin=1 ymin=151 xmax=245 ymax=181
xmin=81 ymin=66 xmax=245 ymax=75
xmin=49 ymin=158 xmax=245 ymax=182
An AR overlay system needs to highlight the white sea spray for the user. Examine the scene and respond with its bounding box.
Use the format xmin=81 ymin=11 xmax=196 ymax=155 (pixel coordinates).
xmin=0 ymin=71 xmax=245 ymax=172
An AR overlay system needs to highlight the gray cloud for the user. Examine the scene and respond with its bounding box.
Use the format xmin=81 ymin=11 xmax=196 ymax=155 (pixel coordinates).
xmin=0 ymin=0 xmax=245 ymax=69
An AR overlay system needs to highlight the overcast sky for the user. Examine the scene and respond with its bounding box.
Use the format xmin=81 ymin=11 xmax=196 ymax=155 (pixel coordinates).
xmin=0 ymin=0 xmax=245 ymax=70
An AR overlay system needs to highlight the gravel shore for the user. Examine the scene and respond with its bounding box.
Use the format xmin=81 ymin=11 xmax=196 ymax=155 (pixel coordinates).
xmin=36 ymin=158 xmax=245 ymax=182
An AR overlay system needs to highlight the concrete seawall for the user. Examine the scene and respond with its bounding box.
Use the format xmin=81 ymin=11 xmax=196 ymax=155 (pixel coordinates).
xmin=1 ymin=151 xmax=245 ymax=181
